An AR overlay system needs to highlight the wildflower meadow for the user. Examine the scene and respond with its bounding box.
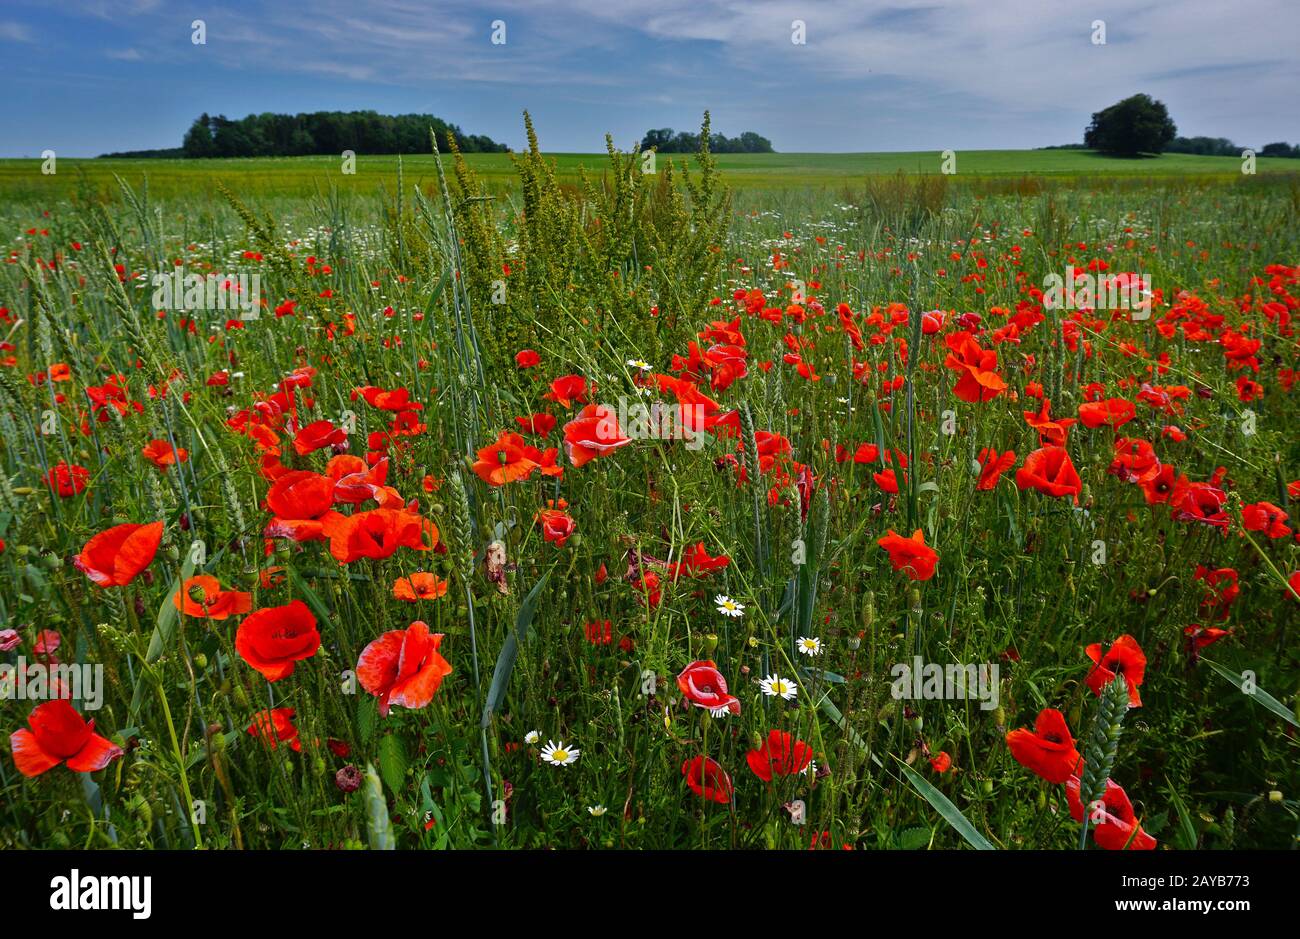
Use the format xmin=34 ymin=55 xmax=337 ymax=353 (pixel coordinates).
xmin=1 ymin=110 xmax=1296 ymax=864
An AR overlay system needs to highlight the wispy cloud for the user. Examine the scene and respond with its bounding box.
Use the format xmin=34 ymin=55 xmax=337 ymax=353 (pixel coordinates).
xmin=0 ymin=20 xmax=34 ymax=42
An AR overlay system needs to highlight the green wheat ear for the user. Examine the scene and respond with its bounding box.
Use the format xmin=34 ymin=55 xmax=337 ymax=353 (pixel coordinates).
xmin=1078 ymin=673 xmax=1130 ymax=847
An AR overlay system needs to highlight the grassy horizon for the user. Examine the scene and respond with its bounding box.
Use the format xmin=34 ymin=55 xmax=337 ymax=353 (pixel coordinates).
xmin=2 ymin=148 xmax=1297 ymax=203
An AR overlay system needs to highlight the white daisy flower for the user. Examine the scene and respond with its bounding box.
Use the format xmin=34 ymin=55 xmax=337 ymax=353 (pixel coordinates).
xmin=524 ymin=730 xmax=540 ymax=745
xmin=759 ymin=674 xmax=798 ymax=700
xmin=707 ymin=705 xmax=734 ymax=718
xmin=587 ymin=805 xmax=607 ymax=816
xmin=715 ymin=595 xmax=745 ymax=618
xmin=797 ymin=636 xmax=822 ymax=656
xmin=540 ymin=740 xmax=580 ymax=767
xmin=626 ymin=358 xmax=652 ymax=371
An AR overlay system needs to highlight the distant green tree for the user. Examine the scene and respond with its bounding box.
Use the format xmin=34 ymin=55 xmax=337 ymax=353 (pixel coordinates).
xmin=1260 ymin=141 xmax=1299 ymax=158
xmin=182 ymin=114 xmax=216 ymax=158
xmin=1084 ymin=94 xmax=1177 ymax=156
xmin=177 ymin=111 xmax=508 ymax=158
xmin=640 ymin=128 xmax=773 ymax=153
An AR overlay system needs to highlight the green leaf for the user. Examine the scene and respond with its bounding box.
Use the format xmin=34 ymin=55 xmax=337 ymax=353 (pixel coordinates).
xmin=896 ymin=826 xmax=933 ymax=850
xmin=378 ymin=734 xmax=409 ymax=795
xmin=1200 ymin=658 xmax=1299 ymax=728
xmin=1165 ymin=785 xmax=1199 ymax=850
xmin=128 ymin=551 xmax=196 ymax=722
xmin=481 ymin=567 xmax=552 ymax=729
xmin=358 ymin=695 xmax=377 ymax=745
xmin=897 ymin=759 xmax=995 ymax=850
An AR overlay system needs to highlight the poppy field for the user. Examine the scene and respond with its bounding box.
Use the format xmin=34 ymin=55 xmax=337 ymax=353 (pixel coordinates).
xmin=1 ymin=123 xmax=1298 ymax=852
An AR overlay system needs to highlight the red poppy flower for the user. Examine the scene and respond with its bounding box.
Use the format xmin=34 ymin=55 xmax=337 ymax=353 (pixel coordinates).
xmin=634 ymin=572 xmax=661 ymax=608
xmin=943 ymin=331 xmax=1006 ymax=403
xmin=392 ymin=572 xmax=448 ymax=601
xmin=1065 ymin=776 xmax=1156 ymax=850
xmin=676 ymin=660 xmax=741 ymax=716
xmin=247 ymin=708 xmax=301 ymax=752
xmin=472 ymin=430 xmax=539 ymax=486
xmin=929 ymin=751 xmax=952 ymax=773
xmin=563 ymin=404 xmax=634 ymax=467
xmin=515 ymin=413 xmax=557 ymax=436
xmin=543 ymin=374 xmax=592 ymax=408
xmin=584 ymin=620 xmax=612 ymax=645
xmin=356 ymin=620 xmax=453 ymax=717
xmin=323 ymin=508 xmax=437 ymax=563
xmin=1005 ymin=708 xmax=1082 ymax=783
xmin=1108 ymin=438 xmax=1159 ymax=484
xmin=536 ymin=507 xmax=576 ymax=547
xmin=1015 ymin=446 xmax=1082 ymax=503
xmin=352 ymin=385 xmax=424 ymax=411
xmin=514 ymin=349 xmax=540 ymax=369
xmin=1084 ymin=634 xmax=1146 ymax=707
xmin=877 ymin=529 xmax=938 ymax=580
xmin=1242 ymin=501 xmax=1291 ymax=539
xmin=1022 ymin=400 xmax=1076 ymax=447
xmin=1183 ymin=624 xmax=1231 ymax=652
xmin=747 ymin=729 xmax=813 ymax=782
xmin=1078 ymin=398 xmax=1136 ymax=429
xmin=293 ymin=419 xmax=347 ymax=456
xmin=266 ymin=470 xmax=335 ymax=519
xmin=1170 ymin=480 xmax=1228 ymax=529
xmin=9 ymin=699 xmax=122 ymax=777
xmin=666 ymin=541 xmax=731 ymax=580
xmin=46 ymin=461 xmax=89 ymax=497
xmin=1138 ymin=463 xmax=1183 ymax=505
xmin=235 ymin=600 xmax=321 ymax=682
xmin=74 ymin=520 xmax=164 ymax=587
xmin=142 ymin=439 xmax=188 ymax=468
xmin=976 ymin=448 xmax=1015 ymax=490
xmin=173 ymin=575 xmax=253 ymax=620
xmin=682 ymin=755 xmax=733 ymax=803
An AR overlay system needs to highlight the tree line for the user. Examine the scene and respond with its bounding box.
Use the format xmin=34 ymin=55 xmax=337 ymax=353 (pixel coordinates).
xmin=174 ymin=111 xmax=508 ymax=158
xmin=1046 ymin=93 xmax=1298 ymax=158
xmin=640 ymin=128 xmax=774 ymax=153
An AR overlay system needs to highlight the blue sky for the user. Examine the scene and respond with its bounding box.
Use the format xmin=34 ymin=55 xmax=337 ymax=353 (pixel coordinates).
xmin=1 ymin=0 xmax=1297 ymax=156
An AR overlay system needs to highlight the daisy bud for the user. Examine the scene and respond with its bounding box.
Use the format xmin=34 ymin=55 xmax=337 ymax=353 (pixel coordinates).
xmin=1268 ymin=790 xmax=1283 ymax=803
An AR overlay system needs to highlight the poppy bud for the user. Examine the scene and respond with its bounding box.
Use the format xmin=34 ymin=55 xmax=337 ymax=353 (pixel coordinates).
xmin=861 ymin=591 xmax=875 ymax=629
xmin=336 ymin=764 xmax=361 ymax=793
xmin=193 ymin=652 xmax=208 ymax=669
xmin=1268 ymin=790 xmax=1283 ymax=803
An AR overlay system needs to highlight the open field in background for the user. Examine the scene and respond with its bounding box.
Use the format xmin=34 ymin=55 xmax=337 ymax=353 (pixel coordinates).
xmin=2 ymin=149 xmax=1299 ymax=204
xmin=0 ymin=135 xmax=1297 ymax=852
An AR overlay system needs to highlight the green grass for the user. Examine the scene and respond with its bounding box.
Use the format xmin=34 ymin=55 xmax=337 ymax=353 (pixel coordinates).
xmin=2 ymin=149 xmax=1297 ymax=204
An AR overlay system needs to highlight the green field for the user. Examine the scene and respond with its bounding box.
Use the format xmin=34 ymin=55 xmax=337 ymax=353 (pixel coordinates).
xmin=2 ymin=148 xmax=1297 ymax=203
